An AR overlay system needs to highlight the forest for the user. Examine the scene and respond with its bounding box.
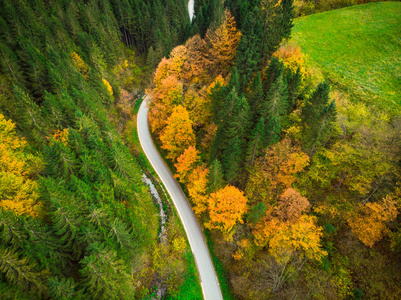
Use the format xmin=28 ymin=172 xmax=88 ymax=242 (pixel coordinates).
xmin=0 ymin=0 xmax=400 ymax=299
xmin=0 ymin=0 xmax=203 ymax=299
xmin=148 ymin=0 xmax=401 ymax=299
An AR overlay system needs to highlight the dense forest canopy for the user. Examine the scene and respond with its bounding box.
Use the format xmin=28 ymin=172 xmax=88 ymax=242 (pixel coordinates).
xmin=149 ymin=0 xmax=401 ymax=298
xmin=0 ymin=0 xmax=199 ymax=299
xmin=0 ymin=0 xmax=400 ymax=299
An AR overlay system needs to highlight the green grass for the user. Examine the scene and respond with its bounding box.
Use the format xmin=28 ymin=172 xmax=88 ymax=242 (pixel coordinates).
xmin=291 ymin=2 xmax=401 ymax=113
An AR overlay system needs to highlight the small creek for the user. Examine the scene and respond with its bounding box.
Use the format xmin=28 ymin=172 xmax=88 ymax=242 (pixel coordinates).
xmin=142 ymin=173 xmax=167 ymax=243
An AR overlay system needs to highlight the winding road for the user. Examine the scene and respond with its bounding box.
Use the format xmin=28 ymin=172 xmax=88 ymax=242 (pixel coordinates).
xmin=137 ymin=96 xmax=223 ymax=300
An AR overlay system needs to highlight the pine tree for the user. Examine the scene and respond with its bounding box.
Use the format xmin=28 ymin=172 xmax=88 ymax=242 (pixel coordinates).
xmin=235 ymin=8 xmax=264 ymax=92
xmin=208 ymin=159 xmax=225 ymax=193
xmin=246 ymin=117 xmax=266 ymax=167
xmin=302 ymin=81 xmax=337 ymax=154
xmin=223 ymin=135 xmax=243 ymax=183
xmin=48 ymin=276 xmax=83 ymax=300
xmin=80 ymin=245 xmax=134 ymax=300
xmin=0 ymin=247 xmax=45 ymax=297
xmin=248 ymin=72 xmax=264 ymax=120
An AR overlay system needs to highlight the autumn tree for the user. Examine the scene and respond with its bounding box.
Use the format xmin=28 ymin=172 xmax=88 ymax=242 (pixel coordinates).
xmin=348 ymin=195 xmax=398 ymax=247
xmin=160 ymin=105 xmax=196 ymax=161
xmin=205 ymin=10 xmax=241 ymax=76
xmin=275 ymin=188 xmax=310 ymax=223
xmin=246 ymin=138 xmax=309 ymax=205
xmin=174 ymin=146 xmax=200 ymax=184
xmin=0 ymin=114 xmax=42 ymax=217
xmin=183 ymin=35 xmax=211 ymax=84
xmin=149 ymin=75 xmax=183 ymax=134
xmin=253 ymin=214 xmax=326 ymax=262
xmin=187 ymin=166 xmax=210 ymax=216
xmin=183 ymin=87 xmax=211 ymax=128
xmin=206 ymin=185 xmax=248 ymax=241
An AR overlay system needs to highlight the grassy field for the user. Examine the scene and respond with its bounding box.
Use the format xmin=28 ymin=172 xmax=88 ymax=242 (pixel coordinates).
xmin=291 ymin=2 xmax=401 ymax=113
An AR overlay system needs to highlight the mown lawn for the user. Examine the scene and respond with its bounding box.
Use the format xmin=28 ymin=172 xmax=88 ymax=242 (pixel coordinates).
xmin=291 ymin=2 xmax=401 ymax=113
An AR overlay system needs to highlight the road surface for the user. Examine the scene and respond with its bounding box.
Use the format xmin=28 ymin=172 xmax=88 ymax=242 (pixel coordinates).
xmin=188 ymin=0 xmax=195 ymax=21
xmin=137 ymin=96 xmax=223 ymax=300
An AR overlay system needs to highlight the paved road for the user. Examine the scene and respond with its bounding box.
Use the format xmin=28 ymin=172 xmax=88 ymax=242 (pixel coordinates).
xmin=188 ymin=0 xmax=195 ymax=21
xmin=137 ymin=96 xmax=223 ymax=300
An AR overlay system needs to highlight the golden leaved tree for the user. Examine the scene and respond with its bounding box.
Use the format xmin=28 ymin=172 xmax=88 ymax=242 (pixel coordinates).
xmin=160 ymin=105 xmax=195 ymax=161
xmin=348 ymin=195 xmax=398 ymax=247
xmin=0 ymin=114 xmax=43 ymax=217
xmin=206 ymin=185 xmax=248 ymax=241
xmin=246 ymin=138 xmax=309 ymax=205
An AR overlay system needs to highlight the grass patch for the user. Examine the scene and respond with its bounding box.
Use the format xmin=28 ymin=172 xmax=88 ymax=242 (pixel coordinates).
xmin=204 ymin=230 xmax=236 ymax=300
xmin=291 ymin=2 xmax=401 ymax=113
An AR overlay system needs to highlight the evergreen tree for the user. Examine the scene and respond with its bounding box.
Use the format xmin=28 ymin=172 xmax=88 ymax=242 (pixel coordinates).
xmin=222 ymin=135 xmax=243 ymax=183
xmin=80 ymin=245 xmax=134 ymax=300
xmin=246 ymin=117 xmax=266 ymax=166
xmin=48 ymin=276 xmax=83 ymax=300
xmin=235 ymin=8 xmax=264 ymax=92
xmin=208 ymin=159 xmax=225 ymax=193
xmin=0 ymin=247 xmax=45 ymax=297
xmin=302 ymin=81 xmax=337 ymax=154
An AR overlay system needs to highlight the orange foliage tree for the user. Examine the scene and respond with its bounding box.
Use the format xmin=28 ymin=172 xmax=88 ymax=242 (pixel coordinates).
xmin=246 ymin=138 xmax=309 ymax=205
xmin=149 ymin=75 xmax=183 ymax=135
xmin=348 ymin=195 xmax=398 ymax=247
xmin=160 ymin=105 xmax=195 ymax=161
xmin=205 ymin=10 xmax=241 ymax=76
xmin=276 ymin=188 xmax=311 ymax=223
xmin=0 ymin=114 xmax=43 ymax=217
xmin=183 ymin=35 xmax=211 ymax=85
xmin=206 ymin=185 xmax=248 ymax=241
xmin=174 ymin=146 xmax=200 ymax=184
xmin=272 ymin=44 xmax=309 ymax=78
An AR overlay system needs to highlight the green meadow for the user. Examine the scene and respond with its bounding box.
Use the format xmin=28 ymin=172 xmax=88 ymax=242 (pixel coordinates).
xmin=292 ymin=2 xmax=401 ymax=112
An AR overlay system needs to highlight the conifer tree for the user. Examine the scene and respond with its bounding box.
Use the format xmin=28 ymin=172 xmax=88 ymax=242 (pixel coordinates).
xmin=80 ymin=245 xmax=134 ymax=300
xmin=302 ymin=81 xmax=337 ymax=154
xmin=0 ymin=247 xmax=45 ymax=297
xmin=208 ymin=159 xmax=225 ymax=193
xmin=246 ymin=117 xmax=266 ymax=167
xmin=235 ymin=8 xmax=263 ymax=91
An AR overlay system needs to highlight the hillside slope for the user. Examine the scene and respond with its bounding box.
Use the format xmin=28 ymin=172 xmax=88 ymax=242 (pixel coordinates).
xmin=292 ymin=2 xmax=401 ymax=112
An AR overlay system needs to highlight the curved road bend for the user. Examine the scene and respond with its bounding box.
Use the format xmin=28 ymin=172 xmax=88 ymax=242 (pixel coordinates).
xmin=137 ymin=96 xmax=223 ymax=300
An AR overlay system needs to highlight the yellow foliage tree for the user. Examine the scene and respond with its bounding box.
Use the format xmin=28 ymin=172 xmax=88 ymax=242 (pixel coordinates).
xmin=206 ymin=10 xmax=241 ymax=76
xmin=246 ymin=138 xmax=309 ymax=205
xmin=102 ymin=78 xmax=113 ymax=96
xmin=273 ymin=44 xmax=309 ymax=78
xmin=253 ymin=214 xmax=326 ymax=262
xmin=160 ymin=105 xmax=195 ymax=161
xmin=0 ymin=114 xmax=42 ymax=217
xmin=206 ymin=185 xmax=248 ymax=241
xmin=348 ymin=195 xmax=398 ymax=247
xmin=183 ymin=87 xmax=211 ymax=127
xmin=187 ymin=165 xmax=209 ymax=216
xmin=69 ymin=51 xmax=90 ymax=80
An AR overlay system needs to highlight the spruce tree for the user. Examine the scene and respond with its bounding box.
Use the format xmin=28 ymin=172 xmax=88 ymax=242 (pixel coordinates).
xmin=208 ymin=159 xmax=225 ymax=193
xmin=246 ymin=117 xmax=266 ymax=166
